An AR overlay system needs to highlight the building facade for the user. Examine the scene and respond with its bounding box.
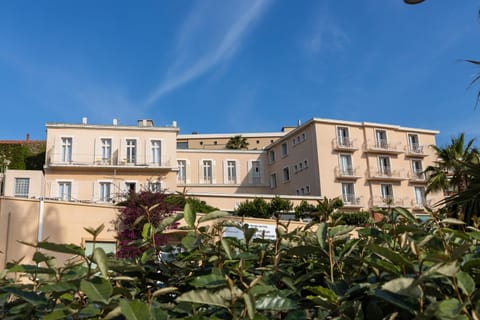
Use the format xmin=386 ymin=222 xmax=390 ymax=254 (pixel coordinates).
xmin=6 ymin=117 xmax=441 ymax=212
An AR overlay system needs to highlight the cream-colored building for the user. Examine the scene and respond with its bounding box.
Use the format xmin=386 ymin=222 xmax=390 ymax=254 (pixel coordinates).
xmin=12 ymin=117 xmax=442 ymax=212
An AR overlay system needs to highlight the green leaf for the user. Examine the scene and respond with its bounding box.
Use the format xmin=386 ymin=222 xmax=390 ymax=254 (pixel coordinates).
xmin=141 ymin=223 xmax=152 ymax=240
xmin=328 ymin=225 xmax=355 ymax=238
xmin=441 ymin=218 xmax=465 ymax=225
xmin=184 ymin=202 xmax=196 ymax=228
xmin=317 ymin=222 xmax=327 ymax=250
xmin=93 ymin=247 xmax=109 ymax=278
xmin=176 ymin=289 xmax=229 ymax=308
xmin=256 ymin=294 xmax=298 ymax=311
xmin=243 ymin=292 xmax=255 ymax=320
xmin=287 ymin=245 xmax=323 ymax=257
xmin=382 ymin=277 xmax=421 ymax=297
xmin=84 ymin=224 xmax=105 ymax=237
xmin=368 ymin=244 xmax=413 ymax=270
xmin=198 ymin=210 xmax=229 ymax=223
xmin=392 ymin=207 xmax=417 ymax=224
xmin=1 ymin=287 xmax=47 ymax=306
xmin=456 ymin=271 xmax=475 ymax=296
xmin=190 ymin=273 xmax=226 ymax=289
xmin=42 ymin=308 xmax=71 ymax=320
xmin=6 ymin=263 xmax=56 ymax=275
xmin=156 ymin=213 xmax=184 ymax=233
xmin=120 ymin=299 xmax=152 ymax=320
xmin=221 ymin=238 xmax=233 ymax=260
xmin=304 ymin=286 xmax=338 ymax=304
xmin=20 ymin=241 xmax=84 ymax=256
xmin=181 ymin=233 xmax=197 ymax=251
xmin=80 ymin=277 xmax=112 ymax=304
xmin=374 ymin=289 xmax=418 ymax=312
xmin=152 ymin=287 xmax=178 ymax=297
xmin=39 ymin=282 xmax=76 ymax=293
xmin=435 ymin=298 xmax=465 ymax=320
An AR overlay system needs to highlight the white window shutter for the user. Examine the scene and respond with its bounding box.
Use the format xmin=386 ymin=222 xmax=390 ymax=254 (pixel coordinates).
xmin=92 ymin=182 xmax=98 ymax=202
xmin=259 ymin=160 xmax=264 ymax=184
xmin=223 ymin=160 xmax=228 ymax=184
xmin=50 ymin=182 xmax=57 ymax=199
xmin=71 ymin=181 xmax=78 ymax=201
xmin=247 ymin=161 xmax=253 ymax=184
xmin=186 ymin=160 xmax=191 ymax=184
xmin=119 ymin=139 xmax=126 ymax=164
xmin=235 ymin=160 xmax=240 ymax=184
xmin=212 ymin=160 xmax=217 ymax=184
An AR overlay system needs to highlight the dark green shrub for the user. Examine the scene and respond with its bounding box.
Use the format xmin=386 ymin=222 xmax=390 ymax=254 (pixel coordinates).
xmin=294 ymin=200 xmax=317 ymax=220
xmin=331 ymin=211 xmax=371 ymax=225
xmin=234 ymin=197 xmax=270 ymax=218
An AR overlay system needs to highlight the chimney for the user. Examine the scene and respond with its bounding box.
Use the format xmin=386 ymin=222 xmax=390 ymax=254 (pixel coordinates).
xmin=172 ymin=120 xmax=177 ymax=127
xmin=26 ymin=133 xmax=30 ymax=142
xmin=137 ymin=119 xmax=154 ymax=127
xmin=113 ymin=118 xmax=118 ymax=126
xmin=82 ymin=117 xmax=88 ymax=125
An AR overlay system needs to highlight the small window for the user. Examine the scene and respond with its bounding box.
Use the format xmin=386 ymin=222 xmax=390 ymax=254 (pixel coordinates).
xmin=294 ymin=164 xmax=298 ymax=173
xmin=304 ymin=160 xmax=308 ymax=168
xmin=268 ymin=150 xmax=276 ymax=163
xmin=281 ymin=143 xmax=288 ymax=156
xmin=270 ymin=173 xmax=277 ymax=189
xmin=283 ymin=167 xmax=290 ymax=182
xmin=305 ymin=185 xmax=310 ymax=194
xmin=148 ymin=182 xmax=162 ymax=192
xmin=177 ymin=141 xmax=188 ymax=149
xmin=214 ymin=141 xmax=218 ymax=145
xmin=256 ymin=140 xmax=260 ymax=144
xmin=302 ymin=133 xmax=306 ymax=141
xmin=199 ymin=141 xmax=203 ymax=145
xmin=15 ymin=178 xmax=30 ymax=198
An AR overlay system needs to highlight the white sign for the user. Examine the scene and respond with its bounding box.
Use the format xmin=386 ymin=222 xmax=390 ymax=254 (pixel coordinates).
xmin=223 ymin=223 xmax=276 ymax=240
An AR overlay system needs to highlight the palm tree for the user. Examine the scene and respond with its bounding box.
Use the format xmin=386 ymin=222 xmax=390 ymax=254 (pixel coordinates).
xmin=225 ymin=135 xmax=249 ymax=150
xmin=425 ymin=133 xmax=479 ymax=195
xmin=425 ymin=133 xmax=479 ymax=222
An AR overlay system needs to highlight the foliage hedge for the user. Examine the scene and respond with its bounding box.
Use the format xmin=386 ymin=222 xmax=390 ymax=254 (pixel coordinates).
xmin=2 ymin=204 xmax=480 ymax=319
xmin=331 ymin=211 xmax=371 ymax=225
xmin=0 ymin=143 xmax=45 ymax=170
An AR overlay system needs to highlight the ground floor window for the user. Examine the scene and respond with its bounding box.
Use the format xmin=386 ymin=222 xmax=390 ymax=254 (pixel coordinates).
xmin=14 ymin=178 xmax=30 ymax=198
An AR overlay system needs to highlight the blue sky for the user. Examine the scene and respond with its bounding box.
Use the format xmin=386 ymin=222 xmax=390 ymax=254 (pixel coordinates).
xmin=0 ymin=1 xmax=479 ymax=146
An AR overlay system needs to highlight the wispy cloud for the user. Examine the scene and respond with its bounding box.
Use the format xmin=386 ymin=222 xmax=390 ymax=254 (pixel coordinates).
xmin=145 ymin=0 xmax=271 ymax=106
xmin=303 ymin=5 xmax=350 ymax=56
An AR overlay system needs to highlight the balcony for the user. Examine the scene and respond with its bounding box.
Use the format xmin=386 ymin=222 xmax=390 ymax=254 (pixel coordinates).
xmin=405 ymin=144 xmax=428 ymax=157
xmin=335 ymin=167 xmax=362 ymax=180
xmin=370 ymin=196 xmax=404 ymax=208
xmin=408 ymin=171 xmax=427 ymax=183
xmin=47 ymin=152 xmax=174 ymax=170
xmin=364 ymin=139 xmax=403 ymax=154
xmin=367 ymin=167 xmax=405 ymax=181
xmin=332 ymin=138 xmax=358 ymax=152
xmin=410 ymin=199 xmax=433 ymax=211
xmin=342 ymin=194 xmax=363 ymax=207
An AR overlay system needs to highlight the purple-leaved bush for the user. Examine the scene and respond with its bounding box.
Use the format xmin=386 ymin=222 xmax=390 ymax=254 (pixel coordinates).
xmin=116 ymin=191 xmax=183 ymax=259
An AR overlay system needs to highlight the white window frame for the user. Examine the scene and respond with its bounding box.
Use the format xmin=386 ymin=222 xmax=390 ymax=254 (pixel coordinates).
xmin=126 ymin=139 xmax=137 ymax=164
xmin=201 ymin=160 xmax=213 ymax=184
xmin=378 ymin=156 xmax=391 ymax=175
xmin=100 ymin=138 xmax=112 ymax=164
xmin=381 ymin=184 xmax=394 ymax=201
xmin=61 ymin=137 xmax=73 ymax=162
xmin=58 ymin=181 xmax=72 ymax=201
xmin=177 ymin=159 xmax=187 ymax=184
xmin=339 ymin=154 xmax=353 ymax=175
xmin=151 ymin=140 xmax=162 ymax=165
xmin=225 ymin=160 xmax=238 ymax=184
xmin=268 ymin=150 xmax=276 ymax=163
xmin=414 ymin=186 xmax=426 ymax=206
xmin=407 ymin=133 xmax=420 ymax=152
xmin=99 ymin=181 xmax=112 ymax=202
xmin=249 ymin=160 xmax=263 ymax=185
xmin=337 ymin=126 xmax=350 ymax=147
xmin=375 ymin=129 xmax=388 ymax=149
xmin=14 ymin=178 xmax=30 ymax=198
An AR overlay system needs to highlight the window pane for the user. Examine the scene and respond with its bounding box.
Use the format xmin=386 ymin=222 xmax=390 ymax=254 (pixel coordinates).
xmin=15 ymin=178 xmax=30 ymax=198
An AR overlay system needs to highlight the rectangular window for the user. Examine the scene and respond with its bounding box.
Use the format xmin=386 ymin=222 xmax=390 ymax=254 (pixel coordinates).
xmin=305 ymin=185 xmax=310 ymax=194
xmin=378 ymin=156 xmax=391 ymax=176
xmin=268 ymin=150 xmax=275 ymax=163
xmin=202 ymin=160 xmax=213 ymax=184
xmin=99 ymin=182 xmax=111 ymax=202
xmin=58 ymin=182 xmax=72 ymax=201
xmin=14 ymin=178 xmax=30 ymax=198
xmin=337 ymin=127 xmax=351 ymax=147
xmin=148 ymin=182 xmax=161 ymax=192
xmin=177 ymin=160 xmax=186 ymax=183
xmin=341 ymin=183 xmax=355 ymax=203
xmin=414 ymin=186 xmax=426 ymax=206
xmin=411 ymin=160 xmax=424 ymax=179
xmin=176 ymin=141 xmax=188 ymax=149
xmin=61 ymin=137 xmax=72 ymax=162
xmin=125 ymin=182 xmax=136 ymax=194
xmin=226 ymin=160 xmax=237 ymax=184
xmin=283 ymin=167 xmax=290 ymax=182
xmin=408 ymin=134 xmax=421 ymax=153
xmin=250 ymin=160 xmax=262 ymax=184
xmin=281 ymin=143 xmax=288 ymax=156
xmin=381 ymin=184 xmax=394 ymax=202
xmin=270 ymin=173 xmax=277 ymax=189
xmin=339 ymin=154 xmax=353 ymax=175
xmin=375 ymin=130 xmax=388 ymax=149
xmin=126 ymin=139 xmax=136 ymax=164
xmin=101 ymin=138 xmax=112 ymax=163
xmin=151 ymin=140 xmax=161 ymax=165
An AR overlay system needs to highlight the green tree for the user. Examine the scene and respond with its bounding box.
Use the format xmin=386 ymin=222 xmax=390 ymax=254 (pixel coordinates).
xmin=269 ymin=196 xmax=293 ymax=217
xmin=225 ymin=135 xmax=249 ymax=150
xmin=235 ymin=197 xmax=270 ymax=218
xmin=425 ymin=133 xmax=479 ymax=195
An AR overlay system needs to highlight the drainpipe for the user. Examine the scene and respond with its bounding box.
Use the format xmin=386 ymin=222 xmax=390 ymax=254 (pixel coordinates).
xmin=37 ymin=198 xmax=44 ymax=242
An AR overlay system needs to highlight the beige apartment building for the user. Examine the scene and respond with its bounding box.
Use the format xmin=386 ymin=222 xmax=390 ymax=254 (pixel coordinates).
xmin=3 ymin=117 xmax=441 ymax=213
